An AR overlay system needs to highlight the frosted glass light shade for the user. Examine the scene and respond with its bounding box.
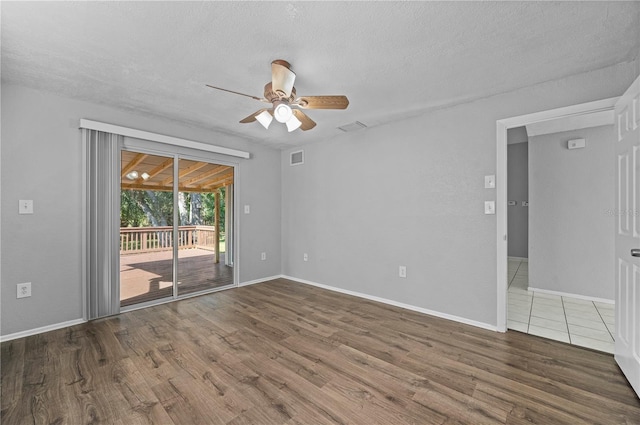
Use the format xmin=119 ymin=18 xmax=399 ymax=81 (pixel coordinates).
xmin=285 ymin=115 xmax=302 ymax=132
xmin=274 ymin=103 xmax=293 ymax=123
xmin=256 ymin=110 xmax=273 ymax=129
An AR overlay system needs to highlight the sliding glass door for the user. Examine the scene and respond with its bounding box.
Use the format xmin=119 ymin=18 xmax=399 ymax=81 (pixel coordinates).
xmin=119 ymin=150 xmax=234 ymax=309
xmin=177 ymin=159 xmax=234 ymax=296
xmin=120 ymin=151 xmax=175 ymax=307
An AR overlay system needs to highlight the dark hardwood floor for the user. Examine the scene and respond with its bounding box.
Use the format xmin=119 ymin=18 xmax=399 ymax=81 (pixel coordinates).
xmin=2 ymin=278 xmax=639 ymax=424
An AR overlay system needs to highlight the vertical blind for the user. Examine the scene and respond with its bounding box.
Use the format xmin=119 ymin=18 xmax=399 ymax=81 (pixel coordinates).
xmin=84 ymin=129 xmax=121 ymax=319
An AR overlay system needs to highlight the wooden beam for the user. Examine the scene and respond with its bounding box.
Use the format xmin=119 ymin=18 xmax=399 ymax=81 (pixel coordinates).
xmin=201 ymin=177 xmax=234 ymax=192
xmin=214 ymin=191 xmax=220 ymax=264
xmin=121 ymin=153 xmax=148 ymax=178
xmin=146 ymin=158 xmax=174 ymax=181
xmin=199 ymin=170 xmax=234 ymax=189
xmin=121 ymin=182 xmax=233 ymax=193
xmin=180 ymin=161 xmax=208 ymax=178
xmin=121 ymin=183 xmax=168 ymax=192
xmin=121 ymin=166 xmax=234 ymax=193
xmin=162 ymin=161 xmax=208 ymax=186
xmin=181 ymin=165 xmax=231 ymax=187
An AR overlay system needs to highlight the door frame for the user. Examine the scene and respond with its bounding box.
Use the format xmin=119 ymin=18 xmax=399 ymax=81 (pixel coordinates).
xmin=495 ymin=97 xmax=619 ymax=332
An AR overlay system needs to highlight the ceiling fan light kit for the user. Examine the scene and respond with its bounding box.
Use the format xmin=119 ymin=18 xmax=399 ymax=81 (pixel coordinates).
xmin=255 ymin=110 xmax=273 ymax=129
xmin=285 ymin=115 xmax=302 ymax=132
xmin=273 ymin=102 xmax=293 ymax=123
xmin=207 ymin=59 xmax=349 ymax=132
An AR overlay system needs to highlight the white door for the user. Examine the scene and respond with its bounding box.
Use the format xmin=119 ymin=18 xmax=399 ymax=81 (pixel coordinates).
xmin=615 ymin=74 xmax=640 ymax=398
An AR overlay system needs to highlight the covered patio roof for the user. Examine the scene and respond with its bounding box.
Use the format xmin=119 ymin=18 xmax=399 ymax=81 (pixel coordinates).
xmin=121 ymin=151 xmax=233 ymax=193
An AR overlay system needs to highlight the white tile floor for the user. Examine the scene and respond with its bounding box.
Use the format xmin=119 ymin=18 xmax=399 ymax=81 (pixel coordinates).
xmin=507 ymin=258 xmax=615 ymax=354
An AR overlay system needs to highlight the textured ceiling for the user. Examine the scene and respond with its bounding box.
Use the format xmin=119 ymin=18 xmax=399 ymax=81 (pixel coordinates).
xmin=2 ymin=2 xmax=638 ymax=149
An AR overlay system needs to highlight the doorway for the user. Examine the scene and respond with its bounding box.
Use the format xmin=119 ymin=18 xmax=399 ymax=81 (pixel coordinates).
xmin=505 ymin=121 xmax=617 ymax=353
xmin=119 ymin=150 xmax=234 ymax=308
xmin=496 ymin=97 xmax=619 ymax=334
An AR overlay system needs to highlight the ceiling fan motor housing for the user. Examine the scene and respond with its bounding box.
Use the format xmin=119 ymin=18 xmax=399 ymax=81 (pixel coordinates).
xmin=264 ymin=82 xmax=296 ymax=102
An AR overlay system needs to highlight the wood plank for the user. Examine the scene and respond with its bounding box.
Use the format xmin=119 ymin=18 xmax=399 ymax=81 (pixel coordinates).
xmin=146 ymin=157 xmax=174 ymax=180
xmin=120 ymin=249 xmax=233 ymax=307
xmin=2 ymin=278 xmax=639 ymax=424
xmin=121 ymin=153 xmax=148 ymax=178
xmin=181 ymin=165 xmax=231 ymax=187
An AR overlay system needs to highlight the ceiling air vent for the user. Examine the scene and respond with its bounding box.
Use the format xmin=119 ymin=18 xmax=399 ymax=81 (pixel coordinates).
xmin=337 ymin=121 xmax=367 ymax=132
xmin=290 ymin=150 xmax=304 ymax=166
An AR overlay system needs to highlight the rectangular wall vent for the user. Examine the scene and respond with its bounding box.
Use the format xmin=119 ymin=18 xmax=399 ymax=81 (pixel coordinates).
xmin=290 ymin=150 xmax=304 ymax=166
xmin=337 ymin=121 xmax=367 ymax=132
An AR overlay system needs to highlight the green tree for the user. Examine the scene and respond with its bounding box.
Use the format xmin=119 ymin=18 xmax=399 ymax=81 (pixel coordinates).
xmin=120 ymin=189 xmax=173 ymax=227
xmin=201 ymin=188 xmax=225 ymax=231
xmin=120 ymin=190 xmax=147 ymax=227
xmin=121 ymin=188 xmax=225 ymax=230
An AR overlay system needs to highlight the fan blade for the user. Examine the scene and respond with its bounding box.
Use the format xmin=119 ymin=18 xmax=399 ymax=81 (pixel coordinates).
xmin=271 ymin=60 xmax=296 ymax=98
xmin=292 ymin=109 xmax=317 ymax=131
xmin=294 ymin=95 xmax=349 ymax=109
xmin=240 ymin=108 xmax=272 ymax=123
xmin=206 ymin=85 xmax=267 ymax=102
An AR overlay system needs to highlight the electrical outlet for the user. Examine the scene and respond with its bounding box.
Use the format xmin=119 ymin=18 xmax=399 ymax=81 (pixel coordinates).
xmin=17 ymin=282 xmax=31 ymax=298
xmin=261 ymin=252 xmax=266 ymax=261
xmin=19 ymin=200 xmax=33 ymax=214
xmin=303 ymin=253 xmax=308 ymax=262
xmin=399 ymin=266 xmax=407 ymax=278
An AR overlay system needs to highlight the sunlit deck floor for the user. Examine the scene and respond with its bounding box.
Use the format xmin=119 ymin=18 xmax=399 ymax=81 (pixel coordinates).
xmin=120 ymin=248 xmax=233 ymax=307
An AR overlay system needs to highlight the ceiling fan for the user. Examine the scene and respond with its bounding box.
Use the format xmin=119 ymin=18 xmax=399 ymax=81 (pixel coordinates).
xmin=206 ymin=60 xmax=349 ymax=132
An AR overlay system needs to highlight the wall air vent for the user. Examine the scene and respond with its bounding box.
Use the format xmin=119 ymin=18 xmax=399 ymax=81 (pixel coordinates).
xmin=290 ymin=150 xmax=304 ymax=166
xmin=337 ymin=121 xmax=367 ymax=132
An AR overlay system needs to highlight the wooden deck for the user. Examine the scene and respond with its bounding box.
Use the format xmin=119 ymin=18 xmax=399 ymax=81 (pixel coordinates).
xmin=120 ymin=248 xmax=233 ymax=307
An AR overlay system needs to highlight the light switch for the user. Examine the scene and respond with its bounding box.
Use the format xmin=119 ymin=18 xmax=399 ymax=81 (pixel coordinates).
xmin=484 ymin=201 xmax=495 ymax=215
xmin=19 ymin=200 xmax=33 ymax=214
xmin=244 ymin=205 xmax=250 ymax=214
xmin=484 ymin=175 xmax=496 ymax=189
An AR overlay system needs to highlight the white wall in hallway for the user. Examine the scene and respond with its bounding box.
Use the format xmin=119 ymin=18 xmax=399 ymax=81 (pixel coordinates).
xmin=529 ymin=125 xmax=615 ymax=300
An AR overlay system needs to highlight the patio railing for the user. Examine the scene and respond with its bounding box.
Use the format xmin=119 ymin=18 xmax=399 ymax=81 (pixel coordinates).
xmin=120 ymin=225 xmax=218 ymax=254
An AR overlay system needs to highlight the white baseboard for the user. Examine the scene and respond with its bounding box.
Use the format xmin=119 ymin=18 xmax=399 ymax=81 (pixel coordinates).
xmin=238 ymin=275 xmax=284 ymax=287
xmin=1 ymin=318 xmax=86 ymax=343
xmin=527 ymin=287 xmax=614 ymax=304
xmin=281 ymin=275 xmax=497 ymax=332
xmin=0 ymin=275 xmax=500 ymax=341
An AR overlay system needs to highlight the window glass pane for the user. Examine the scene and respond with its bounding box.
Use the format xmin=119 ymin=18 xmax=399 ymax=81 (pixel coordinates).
xmin=120 ymin=151 xmax=174 ymax=307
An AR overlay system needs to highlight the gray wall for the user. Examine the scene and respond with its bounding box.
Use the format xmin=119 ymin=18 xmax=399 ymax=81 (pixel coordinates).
xmin=282 ymin=61 xmax=636 ymax=327
xmin=1 ymin=84 xmax=281 ymax=336
xmin=2 ymin=61 xmax=636 ymax=336
xmin=528 ymin=125 xmax=615 ymax=300
xmin=507 ymin=142 xmax=529 ymax=258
